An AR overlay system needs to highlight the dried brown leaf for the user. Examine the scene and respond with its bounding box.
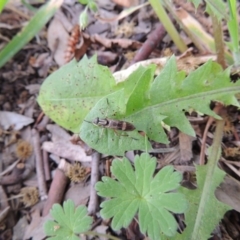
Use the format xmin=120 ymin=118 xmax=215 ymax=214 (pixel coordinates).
xmin=179 ymin=132 xmax=195 ymax=162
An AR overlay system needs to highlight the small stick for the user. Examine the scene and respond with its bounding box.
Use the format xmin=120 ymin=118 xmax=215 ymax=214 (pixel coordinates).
xmin=199 ymin=104 xmax=223 ymax=165
xmin=34 ymin=111 xmax=45 ymax=128
xmin=43 ymin=149 xmax=51 ymax=181
xmin=42 ymin=159 xmax=69 ymax=217
xmin=88 ymin=152 xmax=100 ymax=215
xmin=0 ymin=163 xmax=25 ymax=185
xmin=32 ymin=128 xmax=47 ymax=200
xmin=131 ymin=23 xmax=166 ymax=64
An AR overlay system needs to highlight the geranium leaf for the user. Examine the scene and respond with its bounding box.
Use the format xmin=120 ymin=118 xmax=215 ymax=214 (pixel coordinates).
xmin=96 ymin=153 xmax=188 ymax=240
xmin=44 ymin=200 xmax=92 ymax=239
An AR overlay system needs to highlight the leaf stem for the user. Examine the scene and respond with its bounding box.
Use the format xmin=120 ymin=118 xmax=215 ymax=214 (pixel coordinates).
xmin=192 ymin=119 xmax=225 ymax=238
xmin=211 ymin=14 xmax=227 ymax=69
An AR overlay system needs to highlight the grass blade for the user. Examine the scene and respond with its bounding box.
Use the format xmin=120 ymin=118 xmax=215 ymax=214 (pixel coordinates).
xmin=0 ymin=0 xmax=64 ymax=68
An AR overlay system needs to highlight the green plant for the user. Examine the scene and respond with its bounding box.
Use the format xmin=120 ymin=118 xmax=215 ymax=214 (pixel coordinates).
xmin=172 ymin=120 xmax=230 ymax=239
xmin=0 ymin=0 xmax=64 ymax=68
xmin=187 ymin=0 xmax=240 ymax=67
xmin=38 ymin=54 xmax=239 ymax=238
xmin=38 ymin=56 xmax=240 ymax=155
xmin=96 ymin=150 xmax=231 ymax=240
xmin=37 ymin=0 xmax=240 ymax=239
xmin=78 ymin=0 xmax=98 ymax=29
xmin=44 ymin=200 xmax=92 ymax=240
xmin=148 ymin=0 xmax=187 ymax=53
xmin=152 ymin=0 xmax=240 ymax=66
xmin=226 ymin=0 xmax=240 ymax=66
xmin=96 ymin=153 xmax=188 ymax=239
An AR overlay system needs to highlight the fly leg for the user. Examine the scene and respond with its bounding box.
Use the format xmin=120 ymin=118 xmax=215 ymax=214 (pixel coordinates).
xmin=113 ymin=129 xmax=138 ymax=140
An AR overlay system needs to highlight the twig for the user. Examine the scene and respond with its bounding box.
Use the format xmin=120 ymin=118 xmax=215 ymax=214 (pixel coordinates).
xmin=199 ymin=116 xmax=214 ymax=165
xmin=199 ymin=104 xmax=222 ymax=165
xmin=32 ymin=128 xmax=47 ymax=200
xmin=0 ymin=206 xmax=10 ymax=223
xmin=0 ymin=159 xmax=21 ymax=177
xmin=5 ymin=5 xmax=31 ymax=20
xmin=88 ymin=152 xmax=100 ymax=215
xmin=131 ymin=23 xmax=166 ymax=64
xmin=34 ymin=111 xmax=45 ymax=128
xmin=222 ymin=161 xmax=240 ymax=178
xmin=43 ymin=150 xmax=51 ymax=181
xmin=42 ymin=159 xmax=69 ymax=217
xmin=0 ymin=163 xmax=25 ymax=185
xmin=212 ymin=14 xmax=226 ymax=69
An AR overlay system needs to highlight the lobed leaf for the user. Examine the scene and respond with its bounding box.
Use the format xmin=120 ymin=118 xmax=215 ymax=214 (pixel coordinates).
xmin=39 ymin=55 xmax=240 ymax=156
xmin=44 ymin=200 xmax=92 ymax=239
xmin=83 ymin=56 xmax=240 ymax=155
xmin=124 ymin=56 xmax=240 ymax=144
xmin=169 ymin=164 xmax=231 ymax=240
xmin=96 ymin=153 xmax=188 ymax=240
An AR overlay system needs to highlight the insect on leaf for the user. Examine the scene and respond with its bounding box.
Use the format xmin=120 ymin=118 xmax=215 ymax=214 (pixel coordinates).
xmin=80 ymin=90 xmax=151 ymax=155
xmin=95 ymin=153 xmax=188 ymax=240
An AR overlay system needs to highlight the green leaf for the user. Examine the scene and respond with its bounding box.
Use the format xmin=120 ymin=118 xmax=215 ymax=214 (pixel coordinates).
xmin=187 ymin=0 xmax=202 ymax=9
xmin=81 ymin=56 xmax=240 ymax=155
xmin=95 ymin=153 xmax=188 ymax=240
xmin=0 ymin=0 xmax=63 ymax=68
xmin=38 ymin=56 xmax=119 ymax=133
xmin=80 ymin=65 xmax=154 ymax=155
xmin=44 ymin=200 xmax=92 ymax=240
xmin=188 ymin=0 xmax=227 ymax=20
xmin=79 ymin=9 xmax=88 ymax=30
xmin=171 ymin=164 xmax=231 ymax=240
xmin=227 ymin=0 xmax=240 ymax=65
xmin=88 ymin=1 xmax=98 ymax=12
xmin=124 ymin=56 xmax=240 ymax=144
xmin=80 ymin=90 xmax=151 ymax=155
xmin=40 ymin=55 xmax=240 ymax=156
xmin=205 ymin=0 xmax=228 ymax=20
xmin=0 ymin=0 xmax=8 ymax=14
xmin=78 ymin=0 xmax=89 ymax=5
xmin=124 ymin=65 xmax=155 ymax=114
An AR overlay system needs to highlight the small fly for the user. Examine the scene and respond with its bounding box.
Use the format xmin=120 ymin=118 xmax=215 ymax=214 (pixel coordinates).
xmin=84 ymin=98 xmax=137 ymax=142
xmin=92 ymin=117 xmax=135 ymax=131
xmin=84 ymin=118 xmax=137 ymax=142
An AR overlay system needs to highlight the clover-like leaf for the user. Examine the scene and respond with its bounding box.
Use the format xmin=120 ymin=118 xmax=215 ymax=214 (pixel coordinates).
xmin=95 ymin=153 xmax=188 ymax=240
xmin=44 ymin=200 xmax=92 ymax=240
